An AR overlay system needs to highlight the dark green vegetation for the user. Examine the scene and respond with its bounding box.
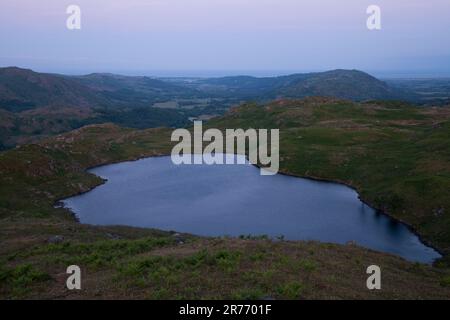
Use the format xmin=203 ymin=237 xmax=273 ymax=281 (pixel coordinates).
xmin=387 ymin=78 xmax=450 ymax=106
xmin=1 ymin=98 xmax=450 ymax=299
xmin=0 ymin=67 xmax=199 ymax=111
xmin=1 ymin=67 xmax=428 ymax=149
xmin=197 ymin=69 xmax=411 ymax=101
xmin=0 ymin=67 xmax=233 ymax=148
xmin=211 ymin=98 xmax=450 ymax=262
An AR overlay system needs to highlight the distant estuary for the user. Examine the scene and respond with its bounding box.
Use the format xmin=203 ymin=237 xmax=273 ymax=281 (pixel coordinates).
xmin=63 ymin=154 xmax=441 ymax=263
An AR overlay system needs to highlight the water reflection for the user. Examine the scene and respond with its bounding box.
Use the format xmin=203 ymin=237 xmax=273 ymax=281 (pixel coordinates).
xmin=63 ymin=155 xmax=441 ymax=263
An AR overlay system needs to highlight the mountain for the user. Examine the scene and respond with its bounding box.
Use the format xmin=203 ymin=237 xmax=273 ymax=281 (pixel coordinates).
xmin=0 ymin=67 xmax=203 ymax=111
xmin=0 ymin=67 xmax=105 ymax=112
xmin=0 ymin=67 xmax=415 ymax=112
xmin=0 ymin=67 xmax=201 ymax=149
xmin=68 ymin=73 xmax=203 ymax=108
xmin=0 ymin=67 xmax=420 ymax=149
xmin=197 ymin=69 xmax=416 ymax=101
xmin=275 ymin=70 xmax=404 ymax=101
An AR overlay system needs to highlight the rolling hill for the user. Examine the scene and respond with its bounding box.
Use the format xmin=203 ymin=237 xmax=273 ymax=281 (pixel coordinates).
xmin=0 ymin=67 xmax=419 ymax=150
xmin=0 ymin=67 xmax=203 ymax=149
xmin=0 ymin=67 xmax=105 ymax=112
xmin=68 ymin=73 xmax=204 ymax=108
xmin=0 ymin=67 xmax=415 ymax=113
xmin=196 ymin=69 xmax=416 ymax=101
xmin=0 ymin=67 xmax=202 ymax=111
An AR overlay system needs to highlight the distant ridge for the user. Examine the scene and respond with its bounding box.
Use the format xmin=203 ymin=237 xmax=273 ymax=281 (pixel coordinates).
xmin=0 ymin=66 xmax=418 ymax=149
xmin=198 ymin=69 xmax=414 ymax=101
xmin=0 ymin=67 xmax=200 ymax=111
xmin=0 ymin=67 xmax=416 ymax=111
xmin=0 ymin=67 xmax=105 ymax=112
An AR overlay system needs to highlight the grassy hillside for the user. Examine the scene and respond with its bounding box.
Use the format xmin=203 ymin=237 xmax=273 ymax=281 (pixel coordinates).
xmin=69 ymin=73 xmax=203 ymax=108
xmin=210 ymin=98 xmax=450 ymax=260
xmin=0 ymin=67 xmax=230 ymax=149
xmin=1 ymin=98 xmax=450 ymax=299
xmin=0 ymin=67 xmax=203 ymax=111
xmin=0 ymin=67 xmax=106 ymax=111
xmin=0 ymin=106 xmax=192 ymax=150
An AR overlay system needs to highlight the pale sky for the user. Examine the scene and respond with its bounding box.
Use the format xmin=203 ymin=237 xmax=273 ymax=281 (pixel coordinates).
xmin=1 ymin=0 xmax=449 ymax=77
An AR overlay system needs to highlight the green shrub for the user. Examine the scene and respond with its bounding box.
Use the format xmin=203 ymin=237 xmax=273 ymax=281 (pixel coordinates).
xmin=440 ymin=276 xmax=450 ymax=287
xmin=277 ymin=282 xmax=304 ymax=299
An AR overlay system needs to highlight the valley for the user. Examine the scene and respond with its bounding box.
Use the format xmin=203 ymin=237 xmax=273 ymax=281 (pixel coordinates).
xmin=1 ymin=98 xmax=450 ymax=299
xmin=4 ymin=67 xmax=449 ymax=150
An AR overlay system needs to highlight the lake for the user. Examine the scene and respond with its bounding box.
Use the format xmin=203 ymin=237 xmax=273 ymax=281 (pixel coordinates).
xmin=62 ymin=154 xmax=441 ymax=263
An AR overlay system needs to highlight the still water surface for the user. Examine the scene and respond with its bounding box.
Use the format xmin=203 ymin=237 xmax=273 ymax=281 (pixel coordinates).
xmin=63 ymin=155 xmax=441 ymax=263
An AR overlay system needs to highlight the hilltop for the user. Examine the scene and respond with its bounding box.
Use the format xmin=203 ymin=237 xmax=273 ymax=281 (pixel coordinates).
xmin=0 ymin=67 xmax=105 ymax=112
xmin=0 ymin=67 xmax=201 ymax=111
xmin=196 ymin=69 xmax=414 ymax=101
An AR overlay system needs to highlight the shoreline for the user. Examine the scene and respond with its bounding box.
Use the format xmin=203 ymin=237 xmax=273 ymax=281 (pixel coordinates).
xmin=273 ymin=169 xmax=445 ymax=262
xmin=55 ymin=152 xmax=444 ymax=264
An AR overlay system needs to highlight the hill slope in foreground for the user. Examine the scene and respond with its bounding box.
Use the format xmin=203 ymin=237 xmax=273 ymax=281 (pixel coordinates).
xmin=1 ymin=97 xmax=450 ymax=299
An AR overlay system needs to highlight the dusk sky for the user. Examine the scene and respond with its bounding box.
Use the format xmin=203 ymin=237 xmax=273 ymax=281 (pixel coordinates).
xmin=1 ymin=0 xmax=449 ymax=77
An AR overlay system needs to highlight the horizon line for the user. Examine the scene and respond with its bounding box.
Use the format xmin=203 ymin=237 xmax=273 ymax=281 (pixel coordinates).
xmin=2 ymin=65 xmax=450 ymax=79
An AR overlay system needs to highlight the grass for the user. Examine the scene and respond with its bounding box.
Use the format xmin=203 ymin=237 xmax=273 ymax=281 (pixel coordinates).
xmin=440 ymin=276 xmax=450 ymax=287
xmin=1 ymin=98 xmax=450 ymax=299
xmin=277 ymin=282 xmax=305 ymax=299
xmin=27 ymin=237 xmax=176 ymax=269
xmin=0 ymin=263 xmax=51 ymax=298
xmin=210 ymin=98 xmax=450 ymax=261
xmin=298 ymin=259 xmax=318 ymax=273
